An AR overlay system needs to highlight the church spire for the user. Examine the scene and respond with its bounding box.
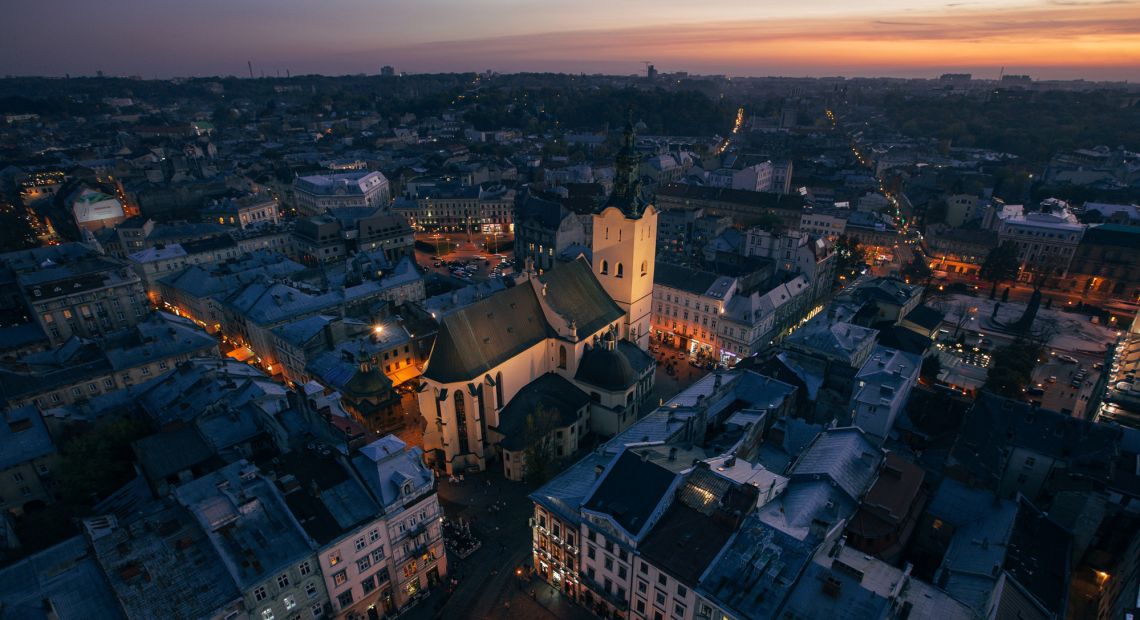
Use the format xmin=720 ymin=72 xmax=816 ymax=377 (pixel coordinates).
xmin=607 ymin=108 xmax=644 ymax=218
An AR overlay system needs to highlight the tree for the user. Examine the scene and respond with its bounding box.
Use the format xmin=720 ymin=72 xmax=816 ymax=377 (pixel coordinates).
xmin=522 ymin=404 xmax=561 ymax=486
xmin=833 ymin=235 xmax=865 ymax=286
xmin=980 ymin=241 xmax=1020 ymax=299
xmin=54 ymin=417 xmax=150 ymax=506
xmin=903 ymin=257 xmax=932 ymax=282
xmin=983 ymin=339 xmax=1042 ymax=397
xmin=921 ymin=355 xmax=943 ymax=383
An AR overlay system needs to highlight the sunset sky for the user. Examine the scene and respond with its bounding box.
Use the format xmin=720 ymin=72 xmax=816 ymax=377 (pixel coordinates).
xmin=3 ymin=0 xmax=1139 ymax=80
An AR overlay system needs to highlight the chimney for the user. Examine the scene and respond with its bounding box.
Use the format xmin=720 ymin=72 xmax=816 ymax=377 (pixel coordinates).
xmin=595 ymin=465 xmax=604 ymax=479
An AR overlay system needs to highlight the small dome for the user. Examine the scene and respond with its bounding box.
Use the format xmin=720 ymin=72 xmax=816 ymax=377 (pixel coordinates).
xmin=343 ymin=367 xmax=391 ymax=398
xmin=575 ymin=341 xmax=637 ymax=391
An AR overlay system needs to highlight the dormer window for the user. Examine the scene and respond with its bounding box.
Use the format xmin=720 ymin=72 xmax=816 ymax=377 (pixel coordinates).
xmin=403 ymin=482 xmax=413 ymax=496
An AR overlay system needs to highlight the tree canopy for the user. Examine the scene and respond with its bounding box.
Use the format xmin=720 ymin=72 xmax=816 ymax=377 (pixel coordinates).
xmin=980 ymin=241 xmax=1020 ymax=286
xmin=983 ymin=339 xmax=1042 ymax=398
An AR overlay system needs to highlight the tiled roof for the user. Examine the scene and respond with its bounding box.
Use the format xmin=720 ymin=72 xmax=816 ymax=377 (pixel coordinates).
xmin=495 ymin=372 xmax=590 ymax=451
xmin=582 ymin=449 xmax=676 ymax=538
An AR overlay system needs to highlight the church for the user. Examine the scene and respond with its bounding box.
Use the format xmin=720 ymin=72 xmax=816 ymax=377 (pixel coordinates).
xmin=418 ymin=120 xmax=659 ymax=479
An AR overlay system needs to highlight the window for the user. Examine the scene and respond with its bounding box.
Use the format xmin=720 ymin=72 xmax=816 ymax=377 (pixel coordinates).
xmin=616 ymin=263 xmax=624 ymax=278
xmin=299 ymin=561 xmax=311 ymax=576
xmin=284 ymin=596 xmax=297 ymax=610
xmin=601 ymin=260 xmax=609 ymax=275
xmin=638 ymin=580 xmax=647 ymax=594
xmin=619 ymin=548 xmax=628 ymax=562
xmin=558 ymin=345 xmax=567 ymax=369
xmin=103 ymin=378 xmax=114 ymax=388
xmin=278 ymin=574 xmax=290 ymax=588
xmin=656 ymin=590 xmax=667 ymax=605
xmin=587 ymin=567 xmax=596 ymax=580
xmin=254 ymin=586 xmax=268 ymax=601
xmin=495 ymin=372 xmax=504 ymax=408
xmin=618 ymin=566 xmax=627 ymax=579
xmin=361 ymin=574 xmax=377 ymax=594
xmin=11 ymin=472 xmax=24 ymax=483
xmin=636 ymin=599 xmax=646 ymax=613
xmin=328 ymin=551 xmax=341 ymax=566
xmin=604 ymin=557 xmax=613 ymax=571
xmin=357 ymin=556 xmax=371 ymax=572
xmin=371 ymin=548 xmax=385 ymax=563
xmin=587 ymin=545 xmax=595 ymax=559
xmin=261 ymin=610 xmax=275 ymax=620
xmin=641 ymin=261 xmax=648 ymax=276
xmin=305 ymin=582 xmax=318 ymax=599
xmin=674 ymin=602 xmax=686 ymax=617
xmin=368 ymin=528 xmax=380 ymax=543
xmin=336 ymin=590 xmax=354 ymax=608
xmin=354 ymin=537 xmax=367 ymax=552
xmin=640 ymin=563 xmax=648 ymax=575
xmin=658 ymin=574 xmax=667 ymax=586
xmin=676 ymin=584 xmax=687 ymax=598
xmin=333 ymin=570 xmax=348 ymax=586
xmin=311 ymin=604 xmax=325 ymax=619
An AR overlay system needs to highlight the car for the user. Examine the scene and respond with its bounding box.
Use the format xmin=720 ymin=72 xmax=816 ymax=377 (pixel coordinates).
xmin=1047 ymin=376 xmax=1057 ymax=383
xmin=1059 ymin=354 xmax=1079 ymax=364
xmin=1071 ymin=380 xmax=1082 ymax=388
xmin=1028 ymin=387 xmax=1045 ymax=396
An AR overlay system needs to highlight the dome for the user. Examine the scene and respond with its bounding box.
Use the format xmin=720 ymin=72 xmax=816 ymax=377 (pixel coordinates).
xmin=575 ymin=336 xmax=638 ymax=391
xmin=343 ymin=367 xmax=392 ymax=399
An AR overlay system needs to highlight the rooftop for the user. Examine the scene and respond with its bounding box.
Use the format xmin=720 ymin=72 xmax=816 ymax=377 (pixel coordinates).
xmin=582 ymin=449 xmax=677 ymax=539
xmin=0 ymin=405 xmax=54 ymax=470
xmin=91 ymin=500 xmax=241 ymax=619
xmin=175 ymin=461 xmax=315 ymax=589
xmin=0 ymin=536 xmax=124 ymax=620
xmin=699 ymin=512 xmax=817 ymax=620
xmin=494 ymin=372 xmax=590 ymax=451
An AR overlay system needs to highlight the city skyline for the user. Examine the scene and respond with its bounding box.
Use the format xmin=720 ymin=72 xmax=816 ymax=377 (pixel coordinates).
xmin=3 ymin=0 xmax=1140 ymax=80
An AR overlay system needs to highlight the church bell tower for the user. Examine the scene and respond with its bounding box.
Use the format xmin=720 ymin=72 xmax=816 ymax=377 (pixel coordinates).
xmin=592 ymin=114 xmax=656 ymax=351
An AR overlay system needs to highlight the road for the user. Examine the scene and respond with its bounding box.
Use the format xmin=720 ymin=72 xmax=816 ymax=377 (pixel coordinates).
xmin=1030 ymin=355 xmax=1102 ymax=419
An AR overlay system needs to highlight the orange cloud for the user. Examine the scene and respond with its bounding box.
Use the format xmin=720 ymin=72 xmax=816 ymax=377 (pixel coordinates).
xmin=371 ymin=2 xmax=1140 ymax=78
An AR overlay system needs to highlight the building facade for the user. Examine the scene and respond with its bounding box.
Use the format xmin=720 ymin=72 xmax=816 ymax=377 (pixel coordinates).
xmin=294 ymin=171 xmax=391 ymax=216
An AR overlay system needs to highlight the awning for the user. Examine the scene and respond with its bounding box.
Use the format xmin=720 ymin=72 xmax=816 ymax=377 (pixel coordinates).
xmin=226 ymin=346 xmax=255 ymax=362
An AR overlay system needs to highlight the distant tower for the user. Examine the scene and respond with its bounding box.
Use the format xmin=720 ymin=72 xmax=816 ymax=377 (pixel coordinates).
xmin=647 ymin=64 xmax=657 ymax=81
xmin=591 ymin=114 xmax=657 ymax=350
xmin=380 ymin=65 xmax=395 ymax=77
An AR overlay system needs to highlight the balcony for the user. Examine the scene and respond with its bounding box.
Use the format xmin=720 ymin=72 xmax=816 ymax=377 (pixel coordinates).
xmin=578 ymin=571 xmax=629 ymax=611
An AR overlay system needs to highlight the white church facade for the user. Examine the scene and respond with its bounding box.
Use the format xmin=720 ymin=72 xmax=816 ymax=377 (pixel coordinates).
xmin=418 ymin=120 xmax=659 ymax=479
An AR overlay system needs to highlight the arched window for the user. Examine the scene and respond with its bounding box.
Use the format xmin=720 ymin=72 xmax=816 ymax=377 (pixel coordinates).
xmin=640 ymin=260 xmax=647 ymax=276
xmin=454 ymin=391 xmax=469 ymax=454
xmin=558 ymin=345 xmax=567 ymax=369
xmin=600 ymin=260 xmax=609 ymax=275
xmin=495 ymin=372 xmax=504 ymax=408
xmin=618 ymin=229 xmax=622 ymax=242
xmin=616 ymin=263 xmax=624 ymax=278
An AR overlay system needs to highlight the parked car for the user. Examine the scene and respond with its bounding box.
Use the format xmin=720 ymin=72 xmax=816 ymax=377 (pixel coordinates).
xmin=1059 ymin=354 xmax=1079 ymax=364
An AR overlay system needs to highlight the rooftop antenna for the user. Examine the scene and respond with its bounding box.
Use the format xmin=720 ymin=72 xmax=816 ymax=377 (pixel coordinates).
xmin=248 ymin=60 xmax=254 ymax=79
xmin=998 ymin=66 xmax=1004 ymax=81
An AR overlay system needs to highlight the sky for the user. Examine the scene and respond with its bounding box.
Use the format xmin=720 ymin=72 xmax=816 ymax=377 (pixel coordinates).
xmin=2 ymin=0 xmax=1139 ymax=80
